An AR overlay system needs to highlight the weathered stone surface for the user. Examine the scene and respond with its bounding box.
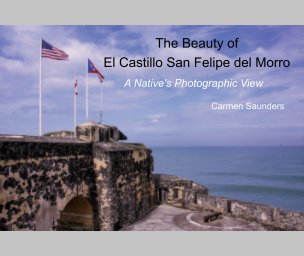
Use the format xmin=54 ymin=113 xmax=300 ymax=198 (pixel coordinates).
xmin=0 ymin=123 xmax=154 ymax=231
xmin=76 ymin=122 xmax=127 ymax=142
xmin=43 ymin=131 xmax=74 ymax=138
xmin=0 ymin=135 xmax=96 ymax=230
xmin=93 ymin=142 xmax=155 ymax=230
xmin=196 ymin=194 xmax=231 ymax=213
xmin=154 ymin=174 xmax=208 ymax=208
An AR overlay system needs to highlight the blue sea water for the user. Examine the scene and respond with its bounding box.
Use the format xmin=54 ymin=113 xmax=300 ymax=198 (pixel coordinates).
xmin=152 ymin=147 xmax=304 ymax=212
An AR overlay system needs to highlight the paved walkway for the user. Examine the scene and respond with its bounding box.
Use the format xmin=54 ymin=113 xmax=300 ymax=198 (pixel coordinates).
xmin=124 ymin=204 xmax=191 ymax=231
xmin=124 ymin=204 xmax=265 ymax=231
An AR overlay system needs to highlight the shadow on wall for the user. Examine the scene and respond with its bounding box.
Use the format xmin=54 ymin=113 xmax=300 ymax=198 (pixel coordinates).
xmin=56 ymin=196 xmax=94 ymax=231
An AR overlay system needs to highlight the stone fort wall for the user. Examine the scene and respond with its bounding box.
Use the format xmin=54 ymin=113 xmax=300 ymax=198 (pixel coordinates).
xmin=156 ymin=174 xmax=304 ymax=231
xmin=1 ymin=122 xmax=303 ymax=231
xmin=0 ymin=123 xmax=155 ymax=230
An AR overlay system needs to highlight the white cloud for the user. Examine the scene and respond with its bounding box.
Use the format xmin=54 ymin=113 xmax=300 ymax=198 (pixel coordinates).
xmin=0 ymin=25 xmax=303 ymax=145
xmin=147 ymin=113 xmax=167 ymax=123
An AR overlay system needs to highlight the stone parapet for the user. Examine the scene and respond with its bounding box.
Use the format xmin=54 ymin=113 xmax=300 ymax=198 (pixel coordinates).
xmin=0 ymin=123 xmax=154 ymax=231
xmin=154 ymin=173 xmax=304 ymax=231
xmin=154 ymin=174 xmax=208 ymax=208
xmin=76 ymin=122 xmax=127 ymax=143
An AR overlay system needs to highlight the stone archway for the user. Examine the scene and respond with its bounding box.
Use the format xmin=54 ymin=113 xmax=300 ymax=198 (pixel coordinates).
xmin=57 ymin=196 xmax=94 ymax=231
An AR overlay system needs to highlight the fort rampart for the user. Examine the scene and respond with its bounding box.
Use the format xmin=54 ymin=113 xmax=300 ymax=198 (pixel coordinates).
xmin=1 ymin=122 xmax=303 ymax=230
xmin=0 ymin=122 xmax=155 ymax=230
xmin=156 ymin=174 xmax=304 ymax=230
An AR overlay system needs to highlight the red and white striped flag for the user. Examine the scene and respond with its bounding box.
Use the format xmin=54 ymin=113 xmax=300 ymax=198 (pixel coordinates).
xmin=41 ymin=39 xmax=69 ymax=61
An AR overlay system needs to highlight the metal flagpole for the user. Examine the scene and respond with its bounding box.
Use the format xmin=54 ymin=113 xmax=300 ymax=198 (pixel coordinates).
xmin=100 ymin=82 xmax=103 ymax=124
xmin=85 ymin=60 xmax=88 ymax=121
xmin=39 ymin=38 xmax=42 ymax=136
xmin=74 ymin=72 xmax=77 ymax=138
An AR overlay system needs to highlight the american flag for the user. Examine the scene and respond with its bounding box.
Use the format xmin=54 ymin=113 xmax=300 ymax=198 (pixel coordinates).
xmin=74 ymin=78 xmax=78 ymax=96
xmin=42 ymin=39 xmax=69 ymax=60
xmin=88 ymin=58 xmax=104 ymax=83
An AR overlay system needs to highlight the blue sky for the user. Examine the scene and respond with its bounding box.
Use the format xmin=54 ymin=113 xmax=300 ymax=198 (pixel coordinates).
xmin=0 ymin=26 xmax=303 ymax=146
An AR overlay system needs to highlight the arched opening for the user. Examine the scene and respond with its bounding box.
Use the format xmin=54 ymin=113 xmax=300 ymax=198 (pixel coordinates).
xmin=57 ymin=196 xmax=94 ymax=231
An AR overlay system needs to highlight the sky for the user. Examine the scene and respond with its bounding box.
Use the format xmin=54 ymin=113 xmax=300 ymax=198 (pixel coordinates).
xmin=0 ymin=25 xmax=303 ymax=146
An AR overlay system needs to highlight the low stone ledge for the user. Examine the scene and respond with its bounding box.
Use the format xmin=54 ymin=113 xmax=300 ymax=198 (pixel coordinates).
xmin=43 ymin=131 xmax=74 ymax=139
xmin=195 ymin=194 xmax=230 ymax=213
xmin=230 ymin=200 xmax=275 ymax=223
xmin=153 ymin=173 xmax=304 ymax=230
xmin=0 ymin=134 xmax=85 ymax=144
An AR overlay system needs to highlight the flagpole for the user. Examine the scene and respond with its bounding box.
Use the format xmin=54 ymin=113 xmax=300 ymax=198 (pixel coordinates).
xmin=39 ymin=38 xmax=42 ymax=136
xmin=85 ymin=60 xmax=88 ymax=121
xmin=74 ymin=72 xmax=77 ymax=138
xmin=100 ymin=82 xmax=103 ymax=124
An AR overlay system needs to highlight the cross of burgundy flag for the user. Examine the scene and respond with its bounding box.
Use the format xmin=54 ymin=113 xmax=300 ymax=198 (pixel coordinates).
xmin=74 ymin=78 xmax=78 ymax=95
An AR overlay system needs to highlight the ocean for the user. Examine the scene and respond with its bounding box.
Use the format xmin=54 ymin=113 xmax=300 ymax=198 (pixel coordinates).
xmin=152 ymin=147 xmax=304 ymax=213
